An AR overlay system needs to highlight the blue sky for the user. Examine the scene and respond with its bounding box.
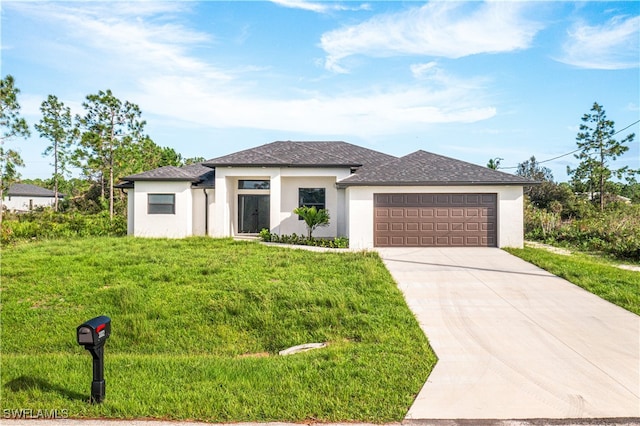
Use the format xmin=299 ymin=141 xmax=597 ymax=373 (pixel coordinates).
xmin=2 ymin=0 xmax=639 ymax=182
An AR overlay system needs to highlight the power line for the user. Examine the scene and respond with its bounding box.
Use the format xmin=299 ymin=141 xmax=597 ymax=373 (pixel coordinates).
xmin=498 ymin=119 xmax=640 ymax=170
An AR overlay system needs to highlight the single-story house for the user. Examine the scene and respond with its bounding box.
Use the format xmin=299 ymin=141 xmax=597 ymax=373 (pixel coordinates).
xmin=2 ymin=183 xmax=63 ymax=212
xmin=117 ymin=141 xmax=536 ymax=250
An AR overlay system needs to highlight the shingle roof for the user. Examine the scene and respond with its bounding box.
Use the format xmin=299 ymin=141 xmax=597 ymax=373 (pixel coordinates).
xmin=8 ymin=183 xmax=63 ymax=197
xmin=337 ymin=150 xmax=536 ymax=187
xmin=121 ymin=163 xmax=214 ymax=182
xmin=204 ymin=141 xmax=396 ymax=168
xmin=118 ymin=143 xmax=536 ymax=188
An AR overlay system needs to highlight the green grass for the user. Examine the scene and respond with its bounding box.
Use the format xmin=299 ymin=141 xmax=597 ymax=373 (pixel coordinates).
xmin=505 ymin=246 xmax=640 ymax=315
xmin=0 ymin=237 xmax=435 ymax=422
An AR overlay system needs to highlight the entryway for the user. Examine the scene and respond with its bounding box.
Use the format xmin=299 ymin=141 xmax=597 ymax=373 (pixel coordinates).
xmin=238 ymin=194 xmax=269 ymax=233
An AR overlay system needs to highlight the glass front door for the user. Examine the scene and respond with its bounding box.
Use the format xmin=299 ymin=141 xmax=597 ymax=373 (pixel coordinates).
xmin=238 ymin=194 xmax=270 ymax=233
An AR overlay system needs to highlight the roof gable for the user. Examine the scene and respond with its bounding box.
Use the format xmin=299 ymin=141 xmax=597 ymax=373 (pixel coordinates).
xmin=338 ymin=150 xmax=536 ymax=187
xmin=204 ymin=141 xmax=395 ymax=168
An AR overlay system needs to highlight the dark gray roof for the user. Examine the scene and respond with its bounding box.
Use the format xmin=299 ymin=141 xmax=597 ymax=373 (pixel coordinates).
xmin=121 ymin=163 xmax=214 ymax=183
xmin=204 ymin=141 xmax=396 ymax=168
xmin=8 ymin=183 xmax=63 ymax=197
xmin=118 ymin=143 xmax=535 ymax=189
xmin=337 ymin=150 xmax=536 ymax=187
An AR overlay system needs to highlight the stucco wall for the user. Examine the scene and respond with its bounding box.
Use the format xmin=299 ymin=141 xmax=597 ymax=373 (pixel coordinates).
xmin=345 ymin=185 xmax=524 ymax=250
xmin=280 ymin=176 xmax=340 ymax=238
xmin=133 ymin=181 xmax=193 ymax=238
xmin=212 ymin=167 xmax=350 ymax=238
xmin=2 ymin=195 xmax=56 ymax=212
xmin=190 ymin=188 xmax=214 ymax=236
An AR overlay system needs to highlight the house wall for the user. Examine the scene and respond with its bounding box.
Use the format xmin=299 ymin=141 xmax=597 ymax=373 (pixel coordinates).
xmin=127 ymin=189 xmax=135 ymax=236
xmin=191 ymin=188 xmax=214 ymax=236
xmin=280 ymin=176 xmax=340 ymax=238
xmin=133 ymin=181 xmax=193 ymax=238
xmin=212 ymin=167 xmax=350 ymax=238
xmin=345 ymin=185 xmax=525 ymax=250
xmin=2 ymin=195 xmax=57 ymax=212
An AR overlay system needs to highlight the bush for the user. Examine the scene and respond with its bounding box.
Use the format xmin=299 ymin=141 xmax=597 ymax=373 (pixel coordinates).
xmin=1 ymin=210 xmax=126 ymax=245
xmin=525 ymin=203 xmax=640 ymax=261
xmin=259 ymin=229 xmax=349 ymax=248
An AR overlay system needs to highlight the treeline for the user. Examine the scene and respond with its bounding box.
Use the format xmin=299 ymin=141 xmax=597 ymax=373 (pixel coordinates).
xmin=510 ymin=102 xmax=638 ymax=260
xmin=1 ymin=75 xmax=203 ymax=222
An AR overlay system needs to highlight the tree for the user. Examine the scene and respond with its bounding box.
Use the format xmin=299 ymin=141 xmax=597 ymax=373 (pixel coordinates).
xmin=292 ymin=206 xmax=330 ymax=239
xmin=76 ymin=89 xmax=148 ymax=220
xmin=516 ymin=156 xmax=553 ymax=181
xmin=567 ymin=102 xmax=635 ymax=211
xmin=184 ymin=156 xmax=206 ymax=165
xmin=487 ymin=157 xmax=503 ymax=170
xmin=0 ymin=75 xmax=31 ymax=223
xmin=35 ymin=95 xmax=78 ymax=211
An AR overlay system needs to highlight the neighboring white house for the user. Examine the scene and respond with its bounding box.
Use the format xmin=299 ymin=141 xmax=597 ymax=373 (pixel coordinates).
xmin=117 ymin=141 xmax=536 ymax=249
xmin=2 ymin=183 xmax=63 ymax=212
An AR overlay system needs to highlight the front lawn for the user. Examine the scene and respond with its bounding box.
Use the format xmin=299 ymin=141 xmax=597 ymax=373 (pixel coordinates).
xmin=505 ymin=246 xmax=640 ymax=315
xmin=0 ymin=237 xmax=435 ymax=422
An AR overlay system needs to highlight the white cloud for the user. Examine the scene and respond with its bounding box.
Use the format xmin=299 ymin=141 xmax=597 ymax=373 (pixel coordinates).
xmin=8 ymin=1 xmax=497 ymax=140
xmin=269 ymin=0 xmax=370 ymax=13
xmin=320 ymin=1 xmax=542 ymax=72
xmin=559 ymin=15 xmax=640 ymax=69
xmin=132 ymin=75 xmax=496 ymax=137
xmin=7 ymin=2 xmax=229 ymax=81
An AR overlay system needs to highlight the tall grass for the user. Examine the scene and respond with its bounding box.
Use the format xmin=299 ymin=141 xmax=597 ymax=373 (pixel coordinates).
xmin=1 ymin=210 xmax=126 ymax=245
xmin=525 ymin=203 xmax=640 ymax=261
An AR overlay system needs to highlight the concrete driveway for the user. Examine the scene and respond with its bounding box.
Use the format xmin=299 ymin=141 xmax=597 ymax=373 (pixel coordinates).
xmin=377 ymin=248 xmax=640 ymax=421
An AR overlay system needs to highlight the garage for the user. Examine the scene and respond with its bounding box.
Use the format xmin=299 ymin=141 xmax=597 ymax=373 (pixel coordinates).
xmin=374 ymin=193 xmax=497 ymax=247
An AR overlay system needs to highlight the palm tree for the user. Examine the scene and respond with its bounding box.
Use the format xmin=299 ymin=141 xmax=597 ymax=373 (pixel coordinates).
xmin=293 ymin=206 xmax=330 ymax=239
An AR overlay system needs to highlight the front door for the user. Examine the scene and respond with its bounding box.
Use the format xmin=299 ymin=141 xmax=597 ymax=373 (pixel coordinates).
xmin=238 ymin=194 xmax=270 ymax=233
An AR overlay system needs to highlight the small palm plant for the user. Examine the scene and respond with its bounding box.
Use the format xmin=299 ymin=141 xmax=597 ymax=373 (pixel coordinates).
xmin=293 ymin=206 xmax=330 ymax=240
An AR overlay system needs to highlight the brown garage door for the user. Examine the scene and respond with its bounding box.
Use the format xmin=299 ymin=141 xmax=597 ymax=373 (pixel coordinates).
xmin=374 ymin=193 xmax=497 ymax=247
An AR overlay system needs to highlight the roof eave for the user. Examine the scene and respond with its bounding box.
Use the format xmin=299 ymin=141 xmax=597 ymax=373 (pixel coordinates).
xmin=336 ymin=180 xmax=538 ymax=188
xmin=203 ymin=162 xmax=361 ymax=168
xmin=121 ymin=177 xmax=202 ymax=182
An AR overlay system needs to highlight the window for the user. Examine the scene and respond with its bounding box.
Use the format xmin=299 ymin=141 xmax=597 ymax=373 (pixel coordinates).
xmin=238 ymin=180 xmax=270 ymax=190
xmin=148 ymin=194 xmax=175 ymax=214
xmin=299 ymin=188 xmax=325 ymax=210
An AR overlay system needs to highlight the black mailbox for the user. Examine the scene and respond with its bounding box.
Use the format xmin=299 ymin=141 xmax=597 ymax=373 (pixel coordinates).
xmin=77 ymin=316 xmax=111 ymax=403
xmin=77 ymin=316 xmax=111 ymax=347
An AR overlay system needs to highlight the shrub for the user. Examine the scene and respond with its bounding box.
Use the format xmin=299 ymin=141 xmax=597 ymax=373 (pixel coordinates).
xmin=259 ymin=228 xmax=349 ymax=248
xmin=1 ymin=210 xmax=126 ymax=245
xmin=525 ymin=203 xmax=640 ymax=261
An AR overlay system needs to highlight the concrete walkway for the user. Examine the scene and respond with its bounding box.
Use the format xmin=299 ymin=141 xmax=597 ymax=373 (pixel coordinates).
xmin=377 ymin=248 xmax=640 ymax=421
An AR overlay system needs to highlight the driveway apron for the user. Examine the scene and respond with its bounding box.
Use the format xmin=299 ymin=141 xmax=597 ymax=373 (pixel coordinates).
xmin=377 ymin=248 xmax=640 ymax=420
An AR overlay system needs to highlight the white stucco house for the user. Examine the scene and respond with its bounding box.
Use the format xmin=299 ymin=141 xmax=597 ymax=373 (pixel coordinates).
xmin=2 ymin=183 xmax=63 ymax=212
xmin=117 ymin=141 xmax=536 ymax=250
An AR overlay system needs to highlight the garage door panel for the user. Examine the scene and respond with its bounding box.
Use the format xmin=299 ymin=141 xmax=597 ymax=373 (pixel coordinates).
xmin=421 ymin=223 xmax=434 ymax=231
xmin=391 ymin=222 xmax=404 ymax=231
xmin=374 ymin=193 xmax=497 ymax=247
xmin=406 ymin=208 xmax=419 ymax=217
xmin=376 ymin=208 xmax=389 ymax=218
xmin=376 ymin=223 xmax=389 ymax=231
xmin=436 ymin=223 xmax=449 ymax=231
xmin=390 ymin=236 xmax=405 ymax=245
xmin=421 ymin=208 xmax=434 ymax=217
xmin=451 ymin=223 xmax=464 ymax=231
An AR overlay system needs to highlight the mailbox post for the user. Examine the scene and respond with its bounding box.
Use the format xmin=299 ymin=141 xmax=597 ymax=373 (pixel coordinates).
xmin=77 ymin=316 xmax=111 ymax=403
